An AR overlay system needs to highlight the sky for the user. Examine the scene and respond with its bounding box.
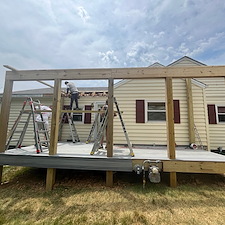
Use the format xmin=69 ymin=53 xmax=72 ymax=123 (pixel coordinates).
xmin=1 ymin=0 xmax=225 ymax=92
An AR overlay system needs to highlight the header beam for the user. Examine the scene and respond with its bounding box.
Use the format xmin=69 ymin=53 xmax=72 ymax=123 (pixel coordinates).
xmin=4 ymin=65 xmax=225 ymax=81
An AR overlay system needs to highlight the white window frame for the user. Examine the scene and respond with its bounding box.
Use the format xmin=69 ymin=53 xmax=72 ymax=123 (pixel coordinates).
xmin=73 ymin=106 xmax=84 ymax=123
xmin=145 ymin=100 xmax=166 ymax=123
xmin=216 ymin=105 xmax=225 ymax=123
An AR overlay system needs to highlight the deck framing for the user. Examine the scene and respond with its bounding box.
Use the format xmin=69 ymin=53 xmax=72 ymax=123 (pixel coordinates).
xmin=1 ymin=65 xmax=225 ymax=189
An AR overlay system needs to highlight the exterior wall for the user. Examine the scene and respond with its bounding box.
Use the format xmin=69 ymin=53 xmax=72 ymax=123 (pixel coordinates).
xmin=197 ymin=77 xmax=225 ymax=150
xmin=113 ymin=78 xmax=207 ymax=146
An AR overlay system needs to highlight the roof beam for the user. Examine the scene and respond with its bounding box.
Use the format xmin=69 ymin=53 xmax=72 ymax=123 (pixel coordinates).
xmin=4 ymin=65 xmax=225 ymax=81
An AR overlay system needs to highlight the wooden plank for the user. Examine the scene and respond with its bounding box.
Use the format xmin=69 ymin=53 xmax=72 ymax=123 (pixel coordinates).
xmin=107 ymin=78 xmax=114 ymax=157
xmin=163 ymin=160 xmax=225 ymax=173
xmin=0 ymin=79 xmax=13 ymax=153
xmin=165 ymin=77 xmax=176 ymax=159
xmin=0 ymin=79 xmax=13 ymax=183
xmin=106 ymin=78 xmax=114 ymax=187
xmin=46 ymin=168 xmax=56 ymax=191
xmin=186 ymin=78 xmax=195 ymax=144
xmin=46 ymin=79 xmax=61 ymax=190
xmin=165 ymin=77 xmax=177 ymax=187
xmin=49 ymin=79 xmax=61 ymax=155
xmin=5 ymin=65 xmax=225 ymax=81
xmin=106 ymin=171 xmax=113 ymax=187
xmin=170 ymin=172 xmax=177 ymax=188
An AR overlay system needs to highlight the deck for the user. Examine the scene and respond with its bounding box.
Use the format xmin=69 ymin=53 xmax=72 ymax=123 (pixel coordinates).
xmin=1 ymin=142 xmax=225 ymax=174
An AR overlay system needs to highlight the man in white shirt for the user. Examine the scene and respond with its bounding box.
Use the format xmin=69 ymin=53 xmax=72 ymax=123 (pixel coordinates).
xmin=35 ymin=105 xmax=52 ymax=130
xmin=65 ymin=81 xmax=79 ymax=109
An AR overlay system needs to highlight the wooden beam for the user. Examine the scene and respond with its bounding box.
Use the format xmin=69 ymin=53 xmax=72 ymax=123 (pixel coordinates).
xmin=46 ymin=79 xmax=61 ymax=191
xmin=0 ymin=79 xmax=13 ymax=152
xmin=46 ymin=168 xmax=56 ymax=191
xmin=107 ymin=78 xmax=114 ymax=157
xmin=163 ymin=160 xmax=225 ymax=174
xmin=186 ymin=78 xmax=195 ymax=144
xmin=5 ymin=65 xmax=225 ymax=81
xmin=106 ymin=78 xmax=114 ymax=187
xmin=170 ymin=172 xmax=177 ymax=188
xmin=106 ymin=171 xmax=114 ymax=187
xmin=165 ymin=77 xmax=177 ymax=187
xmin=0 ymin=79 xmax=13 ymax=182
xmin=49 ymin=79 xmax=61 ymax=155
xmin=165 ymin=77 xmax=176 ymax=159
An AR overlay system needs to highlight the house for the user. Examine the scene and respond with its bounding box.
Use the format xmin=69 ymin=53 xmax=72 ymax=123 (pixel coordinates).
xmin=1 ymin=56 xmax=225 ymax=151
xmin=1 ymin=56 xmax=225 ymax=189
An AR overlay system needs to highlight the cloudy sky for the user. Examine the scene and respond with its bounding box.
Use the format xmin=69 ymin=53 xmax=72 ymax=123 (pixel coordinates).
xmin=1 ymin=0 xmax=225 ymax=91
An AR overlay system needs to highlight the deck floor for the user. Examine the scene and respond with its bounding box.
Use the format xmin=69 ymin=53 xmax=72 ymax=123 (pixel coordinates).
xmin=2 ymin=142 xmax=225 ymax=161
xmin=1 ymin=142 xmax=225 ymax=172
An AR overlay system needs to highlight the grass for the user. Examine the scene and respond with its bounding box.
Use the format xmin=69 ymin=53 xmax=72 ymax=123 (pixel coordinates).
xmin=0 ymin=166 xmax=225 ymax=225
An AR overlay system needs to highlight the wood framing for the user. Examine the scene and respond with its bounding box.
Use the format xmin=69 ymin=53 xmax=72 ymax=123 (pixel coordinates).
xmin=4 ymin=65 xmax=225 ymax=81
xmin=165 ymin=77 xmax=177 ymax=187
xmin=186 ymin=78 xmax=195 ymax=144
xmin=0 ymin=79 xmax=13 ymax=153
xmin=106 ymin=78 xmax=114 ymax=187
xmin=1 ymin=65 xmax=225 ymax=189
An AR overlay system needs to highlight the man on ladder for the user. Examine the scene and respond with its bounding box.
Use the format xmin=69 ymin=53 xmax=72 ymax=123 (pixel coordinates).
xmin=35 ymin=104 xmax=52 ymax=148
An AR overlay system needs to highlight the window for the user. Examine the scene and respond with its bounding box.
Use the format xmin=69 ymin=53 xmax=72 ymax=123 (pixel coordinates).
xmin=147 ymin=102 xmax=166 ymax=121
xmin=217 ymin=106 xmax=225 ymax=122
xmin=73 ymin=110 xmax=83 ymax=122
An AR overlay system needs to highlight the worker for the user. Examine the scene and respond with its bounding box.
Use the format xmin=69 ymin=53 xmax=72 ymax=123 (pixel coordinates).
xmin=65 ymin=81 xmax=79 ymax=110
xmin=35 ymin=105 xmax=52 ymax=131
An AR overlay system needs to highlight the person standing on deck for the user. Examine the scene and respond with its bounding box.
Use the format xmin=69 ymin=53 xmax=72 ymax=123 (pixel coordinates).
xmin=65 ymin=81 xmax=79 ymax=110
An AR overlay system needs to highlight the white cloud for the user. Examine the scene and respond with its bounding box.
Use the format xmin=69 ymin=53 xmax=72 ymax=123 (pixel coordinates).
xmin=1 ymin=0 xmax=225 ymax=91
xmin=77 ymin=6 xmax=90 ymax=23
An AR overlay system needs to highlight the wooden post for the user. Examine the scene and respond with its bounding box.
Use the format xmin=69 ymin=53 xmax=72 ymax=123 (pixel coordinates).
xmin=0 ymin=78 xmax=13 ymax=182
xmin=165 ymin=77 xmax=177 ymax=187
xmin=186 ymin=78 xmax=195 ymax=144
xmin=46 ymin=79 xmax=61 ymax=191
xmin=106 ymin=78 xmax=114 ymax=187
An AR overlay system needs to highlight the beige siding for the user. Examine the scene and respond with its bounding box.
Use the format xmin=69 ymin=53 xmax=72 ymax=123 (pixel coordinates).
xmin=197 ymin=77 xmax=225 ymax=150
xmin=114 ymin=78 xmax=207 ymax=146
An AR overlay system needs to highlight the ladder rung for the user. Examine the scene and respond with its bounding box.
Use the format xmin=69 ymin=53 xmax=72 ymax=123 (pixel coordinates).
xmin=9 ymin=139 xmax=19 ymax=142
xmin=36 ymin=121 xmax=46 ymax=123
xmin=19 ymin=121 xmax=28 ymax=123
xmin=14 ymin=130 xmax=23 ymax=133
xmin=38 ymin=130 xmax=48 ymax=133
xmin=39 ymin=140 xmax=50 ymax=143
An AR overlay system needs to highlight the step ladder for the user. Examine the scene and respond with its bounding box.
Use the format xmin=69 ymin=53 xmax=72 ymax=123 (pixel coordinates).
xmin=59 ymin=112 xmax=80 ymax=143
xmin=85 ymin=109 xmax=100 ymax=143
xmin=90 ymin=97 xmax=134 ymax=157
xmin=194 ymin=124 xmax=203 ymax=149
xmin=6 ymin=97 xmax=50 ymax=153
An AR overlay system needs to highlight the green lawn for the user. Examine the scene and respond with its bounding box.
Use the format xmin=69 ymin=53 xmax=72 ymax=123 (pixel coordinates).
xmin=0 ymin=166 xmax=225 ymax=225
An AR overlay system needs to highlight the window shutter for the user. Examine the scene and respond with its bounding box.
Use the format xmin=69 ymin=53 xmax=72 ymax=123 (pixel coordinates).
xmin=173 ymin=100 xmax=180 ymax=124
xmin=207 ymin=104 xmax=217 ymax=124
xmin=136 ymin=100 xmax=145 ymax=123
xmin=84 ymin=105 xmax=92 ymax=124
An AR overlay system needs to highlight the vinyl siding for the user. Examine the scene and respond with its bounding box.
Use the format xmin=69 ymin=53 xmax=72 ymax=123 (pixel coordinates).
xmin=197 ymin=77 xmax=225 ymax=150
xmin=114 ymin=78 xmax=207 ymax=146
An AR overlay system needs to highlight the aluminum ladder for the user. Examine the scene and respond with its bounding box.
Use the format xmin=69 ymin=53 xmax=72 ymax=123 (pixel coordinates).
xmin=85 ymin=109 xmax=100 ymax=143
xmin=59 ymin=112 xmax=80 ymax=143
xmin=6 ymin=97 xmax=49 ymax=153
xmin=90 ymin=97 xmax=134 ymax=156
